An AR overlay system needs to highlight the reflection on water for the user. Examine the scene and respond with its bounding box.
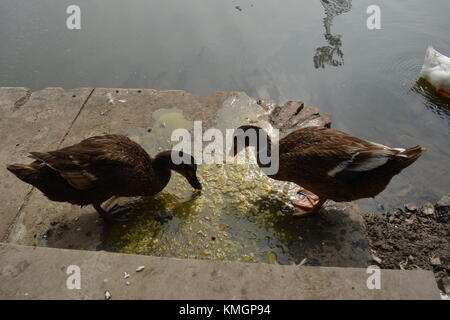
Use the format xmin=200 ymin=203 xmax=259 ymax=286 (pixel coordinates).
xmin=314 ymin=0 xmax=352 ymax=69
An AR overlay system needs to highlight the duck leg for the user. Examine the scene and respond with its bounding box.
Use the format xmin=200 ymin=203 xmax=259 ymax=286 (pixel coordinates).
xmin=93 ymin=203 xmax=131 ymax=223
xmin=297 ymin=187 xmax=319 ymax=199
xmin=292 ymin=188 xmax=325 ymax=217
xmin=93 ymin=203 xmax=112 ymax=222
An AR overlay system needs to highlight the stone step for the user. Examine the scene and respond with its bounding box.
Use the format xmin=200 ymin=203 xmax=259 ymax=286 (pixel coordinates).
xmin=0 ymin=243 xmax=440 ymax=300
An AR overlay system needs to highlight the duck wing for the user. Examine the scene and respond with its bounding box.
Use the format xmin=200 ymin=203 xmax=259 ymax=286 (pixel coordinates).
xmin=29 ymin=135 xmax=146 ymax=190
xmin=328 ymin=148 xmax=403 ymax=183
xmin=279 ymin=127 xmax=406 ymax=182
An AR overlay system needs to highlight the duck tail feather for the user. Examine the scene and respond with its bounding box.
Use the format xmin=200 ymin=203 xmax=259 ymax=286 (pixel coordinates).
xmin=392 ymin=146 xmax=426 ymax=170
xmin=6 ymin=163 xmax=40 ymax=185
xmin=399 ymin=145 xmax=427 ymax=160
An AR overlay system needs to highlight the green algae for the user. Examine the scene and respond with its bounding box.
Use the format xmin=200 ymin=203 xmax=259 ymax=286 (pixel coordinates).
xmin=125 ymin=108 xmax=193 ymax=155
xmin=106 ymin=93 xmax=307 ymax=264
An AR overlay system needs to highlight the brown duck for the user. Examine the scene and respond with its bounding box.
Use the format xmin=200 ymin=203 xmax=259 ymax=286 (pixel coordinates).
xmin=230 ymin=125 xmax=426 ymax=217
xmin=6 ymin=134 xmax=202 ymax=222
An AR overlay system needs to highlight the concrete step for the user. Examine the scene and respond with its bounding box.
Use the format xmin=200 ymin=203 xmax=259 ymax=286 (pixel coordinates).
xmin=0 ymin=243 xmax=440 ymax=300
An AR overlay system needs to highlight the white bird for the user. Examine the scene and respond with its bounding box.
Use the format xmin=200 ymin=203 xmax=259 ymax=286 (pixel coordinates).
xmin=420 ymin=46 xmax=450 ymax=99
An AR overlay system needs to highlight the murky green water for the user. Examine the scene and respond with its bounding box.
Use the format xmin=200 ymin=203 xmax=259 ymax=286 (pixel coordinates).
xmin=1 ymin=0 xmax=449 ymax=212
xmin=106 ymin=163 xmax=300 ymax=263
xmin=107 ymin=94 xmax=309 ymax=264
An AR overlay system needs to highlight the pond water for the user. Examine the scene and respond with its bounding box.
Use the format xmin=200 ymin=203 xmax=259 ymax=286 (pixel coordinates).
xmin=1 ymin=0 xmax=449 ymax=213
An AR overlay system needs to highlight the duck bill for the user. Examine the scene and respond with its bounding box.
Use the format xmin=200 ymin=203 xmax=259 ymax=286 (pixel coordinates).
xmin=187 ymin=175 xmax=202 ymax=190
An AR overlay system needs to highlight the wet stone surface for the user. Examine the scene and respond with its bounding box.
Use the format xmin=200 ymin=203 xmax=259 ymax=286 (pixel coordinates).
xmin=265 ymin=99 xmax=332 ymax=136
xmin=40 ymin=92 xmax=370 ymax=267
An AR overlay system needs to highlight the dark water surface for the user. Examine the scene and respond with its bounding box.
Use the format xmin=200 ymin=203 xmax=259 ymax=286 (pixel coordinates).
xmin=1 ymin=0 xmax=449 ymax=212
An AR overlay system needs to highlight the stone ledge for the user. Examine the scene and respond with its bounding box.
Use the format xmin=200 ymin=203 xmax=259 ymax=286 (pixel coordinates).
xmin=0 ymin=243 xmax=440 ymax=300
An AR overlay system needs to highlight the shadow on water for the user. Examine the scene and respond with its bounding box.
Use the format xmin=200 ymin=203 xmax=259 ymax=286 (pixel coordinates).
xmin=313 ymin=0 xmax=352 ymax=69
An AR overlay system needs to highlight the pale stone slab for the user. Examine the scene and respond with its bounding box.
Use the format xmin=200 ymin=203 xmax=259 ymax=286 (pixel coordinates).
xmin=0 ymin=87 xmax=93 ymax=240
xmin=0 ymin=243 xmax=440 ymax=300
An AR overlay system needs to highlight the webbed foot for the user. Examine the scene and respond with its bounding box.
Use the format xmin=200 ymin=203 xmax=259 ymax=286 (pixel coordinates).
xmin=292 ymin=188 xmax=325 ymax=217
xmin=437 ymin=90 xmax=450 ymax=99
xmin=94 ymin=203 xmax=133 ymax=223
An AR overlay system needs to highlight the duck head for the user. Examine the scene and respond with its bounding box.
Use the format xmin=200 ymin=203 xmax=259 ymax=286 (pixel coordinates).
xmin=154 ymin=150 xmax=202 ymax=190
xmin=229 ymin=125 xmax=267 ymax=157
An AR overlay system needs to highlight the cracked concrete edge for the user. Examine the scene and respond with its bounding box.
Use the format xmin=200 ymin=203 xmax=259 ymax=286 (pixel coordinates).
xmin=1 ymin=88 xmax=36 ymax=242
xmin=2 ymin=88 xmax=96 ymax=241
xmin=56 ymin=88 xmax=95 ymax=148
xmin=2 ymin=186 xmax=34 ymax=243
xmin=0 ymin=243 xmax=441 ymax=300
xmin=0 ymin=87 xmax=96 ymax=240
xmin=13 ymin=89 xmax=31 ymax=109
xmin=0 ymin=87 xmax=30 ymax=111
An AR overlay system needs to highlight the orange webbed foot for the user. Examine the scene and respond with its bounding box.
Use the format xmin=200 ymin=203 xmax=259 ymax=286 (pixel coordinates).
xmin=437 ymin=90 xmax=450 ymax=99
xmin=292 ymin=188 xmax=325 ymax=217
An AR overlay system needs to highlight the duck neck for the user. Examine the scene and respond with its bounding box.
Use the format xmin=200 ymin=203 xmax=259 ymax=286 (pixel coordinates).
xmin=152 ymin=150 xmax=175 ymax=172
xmin=245 ymin=126 xmax=274 ymax=172
xmin=149 ymin=151 xmax=173 ymax=193
xmin=255 ymin=129 xmax=273 ymax=158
